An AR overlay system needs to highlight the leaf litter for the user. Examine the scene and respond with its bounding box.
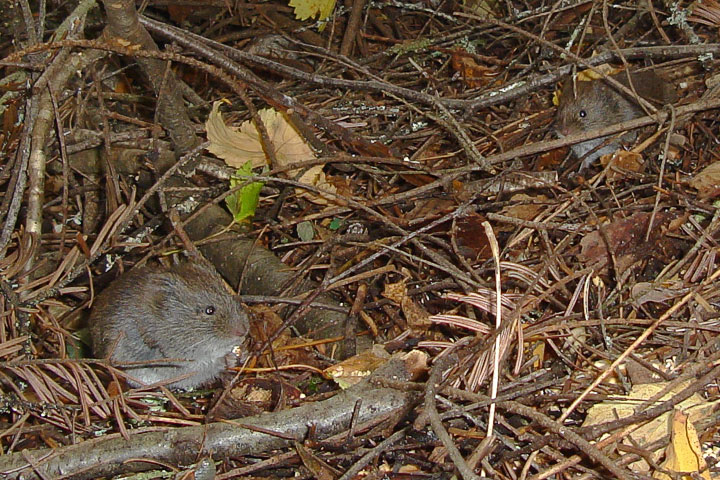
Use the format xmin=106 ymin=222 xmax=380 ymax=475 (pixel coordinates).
xmin=1 ymin=1 xmax=720 ymax=479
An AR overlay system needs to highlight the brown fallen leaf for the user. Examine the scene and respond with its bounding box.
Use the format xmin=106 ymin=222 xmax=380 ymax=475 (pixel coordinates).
xmin=450 ymin=49 xmax=500 ymax=89
xmin=630 ymin=280 xmax=688 ymax=308
xmin=578 ymin=211 xmax=681 ymax=273
xmin=689 ymin=161 xmax=720 ymax=199
xmin=537 ymin=147 xmax=567 ymax=170
xmin=500 ymin=194 xmax=548 ymax=222
xmin=383 ymin=279 xmax=432 ymax=331
xmin=454 ymin=213 xmax=491 ymax=261
xmin=602 ymin=150 xmax=645 ymax=180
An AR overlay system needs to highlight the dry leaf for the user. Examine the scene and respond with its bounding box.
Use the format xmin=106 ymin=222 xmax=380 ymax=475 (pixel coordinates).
xmin=602 ymin=150 xmax=645 ymax=179
xmin=428 ymin=446 xmax=448 ymax=463
xmin=398 ymin=464 xmax=423 ymax=473
xmin=206 ymin=103 xmax=314 ymax=169
xmin=406 ymin=198 xmax=455 ymax=221
xmin=324 ymin=347 xmax=390 ymax=389
xmin=578 ymin=211 xmax=680 ymax=273
xmin=205 ymin=102 xmax=274 ymax=168
xmin=454 ymin=213 xmax=491 ymax=261
xmin=625 ymin=358 xmax=663 ymax=385
xmin=563 ymin=325 xmax=589 ymax=360
xmin=462 ymin=0 xmax=499 ymax=18
xmin=205 ymin=102 xmax=337 ymax=204
xmin=500 ymin=194 xmax=548 ymax=222
xmin=382 ymin=280 xmax=407 ymax=304
xmin=583 ymin=381 xmax=719 ymax=472
xmin=631 ymin=281 xmax=687 ymax=308
xmin=383 ymin=280 xmax=431 ymax=330
xmin=654 ymin=410 xmax=711 ymax=480
xmin=537 ymin=147 xmax=567 ymax=169
xmin=296 ymin=166 xmax=338 ymax=205
xmin=690 ymin=161 xmax=720 ymax=199
xmin=450 ymin=49 xmax=500 ymax=88
xmin=401 ymin=296 xmax=432 ymax=331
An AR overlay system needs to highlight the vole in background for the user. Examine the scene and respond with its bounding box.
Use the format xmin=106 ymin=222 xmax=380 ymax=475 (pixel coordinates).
xmin=555 ymin=70 xmax=678 ymax=170
xmin=89 ymin=262 xmax=250 ymax=390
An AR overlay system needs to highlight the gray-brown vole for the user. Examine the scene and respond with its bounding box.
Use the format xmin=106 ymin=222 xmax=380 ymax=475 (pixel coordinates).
xmin=555 ymin=70 xmax=678 ymax=170
xmin=89 ymin=262 xmax=250 ymax=389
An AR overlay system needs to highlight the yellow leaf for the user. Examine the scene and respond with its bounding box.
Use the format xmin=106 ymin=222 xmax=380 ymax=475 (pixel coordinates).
xmin=554 ymin=64 xmax=621 ymax=106
xmin=530 ymin=340 xmax=544 ymax=369
xmin=289 ymin=0 xmax=336 ymax=21
xmin=576 ymin=65 xmax=621 ymax=82
xmin=324 ymin=347 xmax=389 ymax=389
xmin=653 ymin=410 xmax=711 ymax=480
xmin=583 ymin=381 xmax=719 ymax=473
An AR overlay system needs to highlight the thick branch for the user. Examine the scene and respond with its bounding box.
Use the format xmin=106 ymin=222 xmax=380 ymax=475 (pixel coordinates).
xmin=0 ymin=355 xmax=420 ymax=479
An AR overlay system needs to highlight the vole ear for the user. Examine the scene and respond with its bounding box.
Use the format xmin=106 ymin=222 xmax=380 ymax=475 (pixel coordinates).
xmin=184 ymin=260 xmax=237 ymax=295
xmin=558 ymin=76 xmax=574 ymax=102
xmin=147 ymin=283 xmax=171 ymax=319
xmin=148 ymin=268 xmax=189 ymax=312
xmin=169 ymin=253 xmax=216 ymax=274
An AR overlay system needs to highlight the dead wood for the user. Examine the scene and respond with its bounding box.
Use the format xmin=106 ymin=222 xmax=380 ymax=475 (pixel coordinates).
xmin=0 ymin=354 xmax=420 ymax=479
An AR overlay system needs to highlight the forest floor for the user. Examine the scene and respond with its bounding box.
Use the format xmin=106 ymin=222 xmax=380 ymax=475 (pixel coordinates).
xmin=1 ymin=0 xmax=720 ymax=479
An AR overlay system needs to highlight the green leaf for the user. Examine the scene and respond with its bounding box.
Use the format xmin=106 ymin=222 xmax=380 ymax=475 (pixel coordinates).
xmin=225 ymin=161 xmax=264 ymax=223
xmin=328 ymin=218 xmax=343 ymax=231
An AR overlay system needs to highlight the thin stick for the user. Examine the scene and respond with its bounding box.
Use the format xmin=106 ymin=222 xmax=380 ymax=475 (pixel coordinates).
xmin=481 ymin=221 xmax=501 ymax=439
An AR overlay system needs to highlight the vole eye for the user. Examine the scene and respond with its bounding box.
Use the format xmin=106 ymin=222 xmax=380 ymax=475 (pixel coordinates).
xmin=204 ymin=306 xmax=215 ymax=315
xmin=579 ymin=110 xmax=587 ymax=118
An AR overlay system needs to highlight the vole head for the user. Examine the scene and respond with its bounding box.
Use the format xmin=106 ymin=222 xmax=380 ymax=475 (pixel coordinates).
xmin=147 ymin=263 xmax=250 ymax=357
xmin=555 ymin=79 xmax=636 ymax=137
xmin=555 ymin=70 xmax=677 ymax=139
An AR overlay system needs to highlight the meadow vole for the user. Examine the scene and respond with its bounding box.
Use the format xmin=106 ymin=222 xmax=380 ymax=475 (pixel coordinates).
xmin=555 ymin=70 xmax=678 ymax=170
xmin=89 ymin=262 xmax=250 ymax=389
